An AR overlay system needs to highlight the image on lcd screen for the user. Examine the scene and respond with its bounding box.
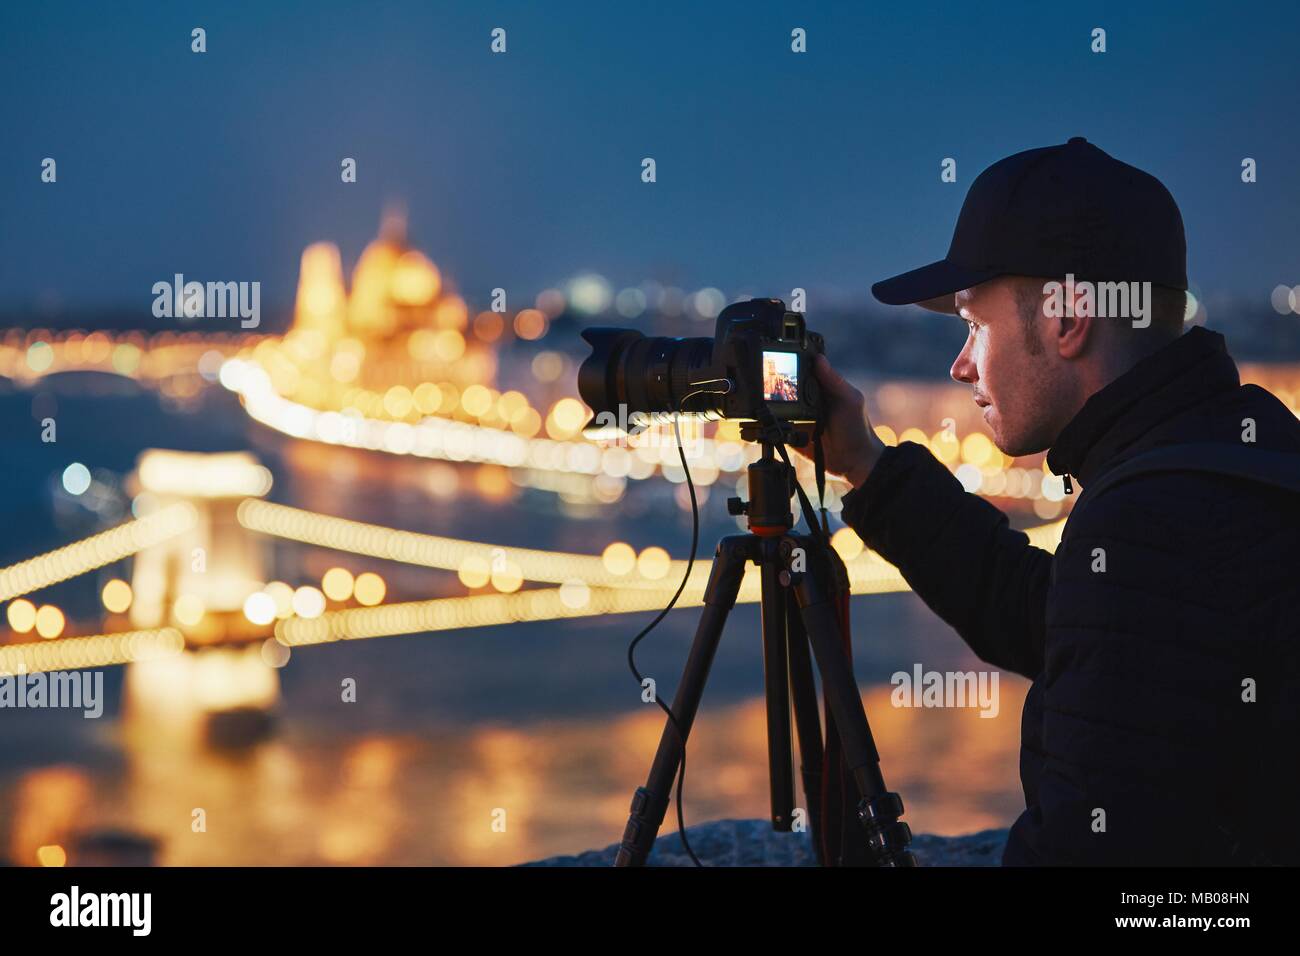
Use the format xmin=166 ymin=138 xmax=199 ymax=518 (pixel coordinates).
xmin=762 ymin=351 xmax=799 ymax=402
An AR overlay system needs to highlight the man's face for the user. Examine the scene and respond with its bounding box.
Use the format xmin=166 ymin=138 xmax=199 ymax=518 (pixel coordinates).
xmin=950 ymin=278 xmax=1066 ymax=457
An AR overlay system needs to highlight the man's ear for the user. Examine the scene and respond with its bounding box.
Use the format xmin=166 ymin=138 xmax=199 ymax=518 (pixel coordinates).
xmin=1057 ymin=281 xmax=1097 ymax=359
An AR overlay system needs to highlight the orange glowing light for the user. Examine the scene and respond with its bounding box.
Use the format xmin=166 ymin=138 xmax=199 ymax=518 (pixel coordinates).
xmin=35 ymin=605 xmax=65 ymax=639
xmin=353 ymin=572 xmax=386 ymax=606
xmin=7 ymin=598 xmax=37 ymax=633
xmin=513 ymin=309 xmax=547 ymax=340
xmin=472 ymin=311 xmax=504 ymax=342
xmin=322 ymin=567 xmax=355 ymax=602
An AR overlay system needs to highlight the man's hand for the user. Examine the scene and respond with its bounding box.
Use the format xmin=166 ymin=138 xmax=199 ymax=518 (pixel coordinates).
xmin=796 ymin=354 xmax=886 ymax=489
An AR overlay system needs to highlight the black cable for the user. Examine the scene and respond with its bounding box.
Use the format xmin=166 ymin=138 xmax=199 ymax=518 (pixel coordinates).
xmin=620 ymin=404 xmax=820 ymax=867
xmin=624 ymin=413 xmax=704 ymax=866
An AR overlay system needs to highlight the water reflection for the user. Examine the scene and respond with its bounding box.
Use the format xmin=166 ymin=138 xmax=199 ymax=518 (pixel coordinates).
xmin=4 ymin=677 xmax=1025 ymax=866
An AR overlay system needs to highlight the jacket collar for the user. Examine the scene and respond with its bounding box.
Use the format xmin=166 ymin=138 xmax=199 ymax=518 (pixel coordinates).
xmin=1045 ymin=327 xmax=1240 ymax=486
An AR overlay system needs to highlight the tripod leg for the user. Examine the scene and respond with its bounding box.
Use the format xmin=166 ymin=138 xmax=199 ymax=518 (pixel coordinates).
xmin=614 ymin=536 xmax=752 ymax=867
xmin=760 ymin=539 xmax=795 ymax=831
xmin=790 ymin=542 xmax=916 ymax=867
xmin=785 ymin=597 xmax=826 ymax=863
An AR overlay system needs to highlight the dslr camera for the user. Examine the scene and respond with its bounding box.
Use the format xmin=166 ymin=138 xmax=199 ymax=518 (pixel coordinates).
xmin=578 ymin=298 xmax=825 ymax=428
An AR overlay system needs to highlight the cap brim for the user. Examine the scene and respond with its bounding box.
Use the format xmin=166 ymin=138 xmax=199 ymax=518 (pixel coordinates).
xmin=872 ymin=259 xmax=1001 ymax=315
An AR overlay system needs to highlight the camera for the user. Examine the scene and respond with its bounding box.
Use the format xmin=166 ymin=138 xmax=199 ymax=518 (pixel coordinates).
xmin=577 ymin=298 xmax=824 ymax=426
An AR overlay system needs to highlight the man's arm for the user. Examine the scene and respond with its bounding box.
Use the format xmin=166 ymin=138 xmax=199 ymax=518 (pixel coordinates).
xmin=840 ymin=442 xmax=1051 ymax=678
xmin=804 ymin=355 xmax=1050 ymax=677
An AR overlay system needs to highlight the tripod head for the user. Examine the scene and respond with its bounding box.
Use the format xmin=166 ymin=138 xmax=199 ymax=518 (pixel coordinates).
xmin=727 ymin=415 xmax=830 ymax=541
xmin=737 ymin=418 xmax=810 ymax=448
xmin=727 ymin=439 xmax=800 ymax=536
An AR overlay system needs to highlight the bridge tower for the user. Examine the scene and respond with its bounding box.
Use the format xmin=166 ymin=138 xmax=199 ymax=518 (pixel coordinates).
xmin=123 ymin=449 xmax=283 ymax=747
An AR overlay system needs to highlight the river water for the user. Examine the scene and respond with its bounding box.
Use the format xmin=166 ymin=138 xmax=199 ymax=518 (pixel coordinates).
xmin=0 ymin=372 xmax=1026 ymax=865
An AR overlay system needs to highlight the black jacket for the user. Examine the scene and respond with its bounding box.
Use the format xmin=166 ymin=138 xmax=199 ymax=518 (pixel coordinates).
xmin=841 ymin=327 xmax=1300 ymax=865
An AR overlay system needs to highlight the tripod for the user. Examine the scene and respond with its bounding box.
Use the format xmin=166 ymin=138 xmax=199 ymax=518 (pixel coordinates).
xmin=614 ymin=425 xmax=915 ymax=867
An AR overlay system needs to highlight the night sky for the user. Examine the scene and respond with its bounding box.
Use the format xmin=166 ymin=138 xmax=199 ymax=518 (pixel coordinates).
xmin=3 ymin=0 xmax=1298 ymax=314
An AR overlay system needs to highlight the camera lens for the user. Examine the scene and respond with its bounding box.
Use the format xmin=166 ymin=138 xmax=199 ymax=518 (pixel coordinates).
xmin=578 ymin=328 xmax=720 ymax=418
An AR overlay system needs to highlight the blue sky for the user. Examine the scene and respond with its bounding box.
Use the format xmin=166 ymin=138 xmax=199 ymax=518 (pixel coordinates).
xmin=3 ymin=0 xmax=1297 ymax=313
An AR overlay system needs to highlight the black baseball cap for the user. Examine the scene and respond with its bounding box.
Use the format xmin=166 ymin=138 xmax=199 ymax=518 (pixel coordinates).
xmin=872 ymin=137 xmax=1187 ymax=314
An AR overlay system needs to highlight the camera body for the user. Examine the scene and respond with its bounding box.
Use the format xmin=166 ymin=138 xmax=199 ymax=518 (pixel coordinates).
xmin=709 ymin=298 xmax=824 ymax=422
xmin=578 ymin=298 xmax=825 ymax=425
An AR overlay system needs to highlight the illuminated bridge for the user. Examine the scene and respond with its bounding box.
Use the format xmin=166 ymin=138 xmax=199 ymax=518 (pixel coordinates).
xmin=3 ymin=213 xmax=1296 ymax=737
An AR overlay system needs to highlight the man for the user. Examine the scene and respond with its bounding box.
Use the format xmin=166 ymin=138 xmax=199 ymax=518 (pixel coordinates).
xmin=808 ymin=138 xmax=1300 ymax=865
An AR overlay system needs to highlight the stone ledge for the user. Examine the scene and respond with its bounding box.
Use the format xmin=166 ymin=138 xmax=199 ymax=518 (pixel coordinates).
xmin=523 ymin=818 xmax=1009 ymax=866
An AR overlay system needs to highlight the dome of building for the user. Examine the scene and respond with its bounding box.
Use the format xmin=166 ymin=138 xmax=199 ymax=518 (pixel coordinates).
xmin=347 ymin=207 xmax=444 ymax=339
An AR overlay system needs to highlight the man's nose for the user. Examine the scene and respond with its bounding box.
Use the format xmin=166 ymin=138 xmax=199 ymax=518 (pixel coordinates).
xmin=950 ymin=342 xmax=976 ymax=384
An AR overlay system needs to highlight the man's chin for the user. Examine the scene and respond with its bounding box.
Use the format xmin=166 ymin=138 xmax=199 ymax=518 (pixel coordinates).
xmin=985 ymin=411 xmax=1016 ymax=456
xmin=989 ymin=417 xmax=1050 ymax=459
xmin=981 ymin=409 xmax=1004 ymax=448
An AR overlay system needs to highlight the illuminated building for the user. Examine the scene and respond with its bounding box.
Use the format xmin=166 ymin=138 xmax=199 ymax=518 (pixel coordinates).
xmin=128 ymin=450 xmax=273 ymax=644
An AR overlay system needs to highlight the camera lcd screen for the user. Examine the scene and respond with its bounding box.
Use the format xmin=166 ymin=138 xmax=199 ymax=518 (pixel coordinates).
xmin=762 ymin=350 xmax=799 ymax=403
